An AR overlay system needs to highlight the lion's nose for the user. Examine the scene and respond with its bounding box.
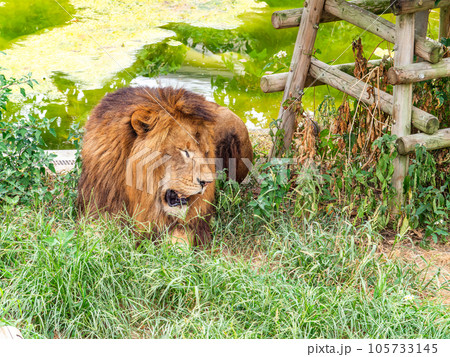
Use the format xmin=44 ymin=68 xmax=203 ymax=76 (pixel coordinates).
xmin=198 ymin=179 xmax=212 ymax=188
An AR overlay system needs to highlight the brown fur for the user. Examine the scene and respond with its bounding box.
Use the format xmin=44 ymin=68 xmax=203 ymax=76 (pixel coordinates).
xmin=210 ymin=104 xmax=253 ymax=182
xmin=77 ymin=86 xmax=252 ymax=246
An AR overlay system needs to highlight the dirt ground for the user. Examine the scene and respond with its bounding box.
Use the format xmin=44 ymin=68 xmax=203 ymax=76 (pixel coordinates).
xmin=382 ymin=239 xmax=450 ymax=305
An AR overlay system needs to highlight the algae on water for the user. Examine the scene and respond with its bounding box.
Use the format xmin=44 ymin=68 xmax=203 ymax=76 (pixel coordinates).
xmin=1 ymin=0 xmax=265 ymax=100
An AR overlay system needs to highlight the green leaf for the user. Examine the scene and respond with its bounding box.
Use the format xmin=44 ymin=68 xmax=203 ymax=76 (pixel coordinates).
xmin=48 ymin=163 xmax=56 ymax=174
xmin=3 ymin=195 xmax=20 ymax=205
xmin=399 ymin=217 xmax=410 ymax=236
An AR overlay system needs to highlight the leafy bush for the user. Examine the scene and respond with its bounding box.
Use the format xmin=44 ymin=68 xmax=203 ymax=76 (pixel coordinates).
xmin=0 ymin=69 xmax=57 ymax=205
xmin=405 ymin=145 xmax=449 ymax=243
xmin=0 ymin=115 xmax=56 ymax=205
xmin=248 ymin=159 xmax=291 ymax=220
xmin=0 ymin=66 xmax=81 ymax=209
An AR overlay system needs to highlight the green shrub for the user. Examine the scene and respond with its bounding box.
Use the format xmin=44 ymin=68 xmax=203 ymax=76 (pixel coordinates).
xmin=0 ymin=67 xmax=81 ymax=210
xmin=405 ymin=145 xmax=449 ymax=243
xmin=0 ymin=69 xmax=56 ymax=205
xmin=0 ymin=115 xmax=57 ymax=205
xmin=248 ymin=159 xmax=291 ymax=220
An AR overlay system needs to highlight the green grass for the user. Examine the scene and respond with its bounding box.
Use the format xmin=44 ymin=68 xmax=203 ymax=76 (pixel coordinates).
xmin=0 ymin=183 xmax=449 ymax=339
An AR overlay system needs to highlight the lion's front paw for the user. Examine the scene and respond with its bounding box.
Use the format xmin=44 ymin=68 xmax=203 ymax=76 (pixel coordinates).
xmin=170 ymin=227 xmax=194 ymax=248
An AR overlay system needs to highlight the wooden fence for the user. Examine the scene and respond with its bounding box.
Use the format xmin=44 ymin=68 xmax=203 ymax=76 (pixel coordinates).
xmin=262 ymin=0 xmax=450 ymax=206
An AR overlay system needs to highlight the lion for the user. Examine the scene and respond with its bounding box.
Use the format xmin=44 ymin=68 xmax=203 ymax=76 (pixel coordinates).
xmin=77 ymin=86 xmax=252 ymax=246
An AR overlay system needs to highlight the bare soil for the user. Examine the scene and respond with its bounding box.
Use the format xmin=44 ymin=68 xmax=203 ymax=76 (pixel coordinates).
xmin=382 ymin=239 xmax=450 ymax=305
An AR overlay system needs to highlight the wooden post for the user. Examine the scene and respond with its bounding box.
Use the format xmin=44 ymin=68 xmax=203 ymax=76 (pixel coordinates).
xmin=387 ymin=57 xmax=450 ymax=84
xmin=391 ymin=0 xmax=450 ymax=15
xmin=397 ymin=129 xmax=450 ymax=155
xmin=306 ymin=58 xmax=439 ymax=134
xmin=324 ymin=0 xmax=444 ymax=63
xmin=260 ymin=59 xmax=386 ymax=93
xmin=391 ymin=14 xmax=415 ymax=209
xmin=440 ymin=6 xmax=450 ymax=39
xmin=269 ymin=0 xmax=325 ymax=158
xmin=272 ymin=0 xmax=392 ymax=29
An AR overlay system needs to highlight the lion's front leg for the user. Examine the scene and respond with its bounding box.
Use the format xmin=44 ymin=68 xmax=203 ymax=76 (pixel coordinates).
xmin=192 ymin=218 xmax=212 ymax=247
xmin=170 ymin=219 xmax=212 ymax=247
xmin=170 ymin=226 xmax=195 ymax=247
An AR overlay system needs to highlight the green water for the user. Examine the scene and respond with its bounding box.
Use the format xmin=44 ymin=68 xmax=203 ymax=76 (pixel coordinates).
xmin=0 ymin=0 xmax=75 ymax=47
xmin=0 ymin=0 xmax=441 ymax=149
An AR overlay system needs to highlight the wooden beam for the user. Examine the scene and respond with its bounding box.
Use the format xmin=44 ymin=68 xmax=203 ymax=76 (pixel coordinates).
xmin=324 ymin=0 xmax=444 ymax=63
xmin=269 ymin=0 xmax=326 ymax=158
xmin=440 ymin=6 xmax=450 ymax=39
xmin=307 ymin=58 xmax=439 ymax=134
xmin=325 ymin=0 xmax=395 ymax=40
xmin=396 ymin=129 xmax=450 ymax=154
xmin=261 ymin=60 xmax=385 ymax=93
xmin=261 ymin=72 xmax=295 ymax=93
xmin=387 ymin=57 xmax=450 ymax=84
xmin=391 ymin=14 xmax=415 ymax=208
xmin=272 ymin=0 xmax=392 ymax=29
xmin=391 ymin=0 xmax=450 ymax=15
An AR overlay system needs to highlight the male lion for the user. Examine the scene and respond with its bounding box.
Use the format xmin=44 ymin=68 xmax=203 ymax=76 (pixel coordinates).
xmin=77 ymin=86 xmax=252 ymax=246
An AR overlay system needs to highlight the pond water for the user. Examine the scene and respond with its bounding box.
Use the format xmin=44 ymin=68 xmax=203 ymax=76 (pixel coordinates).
xmin=1 ymin=0 xmax=441 ymax=149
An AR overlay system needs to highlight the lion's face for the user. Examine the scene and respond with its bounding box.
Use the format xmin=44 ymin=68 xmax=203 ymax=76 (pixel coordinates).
xmin=128 ymin=111 xmax=216 ymax=222
xmin=158 ymin=126 xmax=215 ymax=218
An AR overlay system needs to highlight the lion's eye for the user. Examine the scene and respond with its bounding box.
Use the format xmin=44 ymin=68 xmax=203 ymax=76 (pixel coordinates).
xmin=180 ymin=149 xmax=191 ymax=159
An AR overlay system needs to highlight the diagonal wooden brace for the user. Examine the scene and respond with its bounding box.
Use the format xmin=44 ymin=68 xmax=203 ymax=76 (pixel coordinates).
xmin=307 ymin=57 xmax=439 ymax=135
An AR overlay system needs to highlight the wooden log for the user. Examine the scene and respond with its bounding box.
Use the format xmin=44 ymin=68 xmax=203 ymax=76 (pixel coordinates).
xmin=272 ymin=0 xmax=391 ymax=29
xmin=324 ymin=0 xmax=444 ymax=63
xmin=440 ymin=6 xmax=450 ymax=39
xmin=307 ymin=58 xmax=439 ymax=134
xmin=261 ymin=59 xmax=385 ymax=93
xmin=269 ymin=0 xmax=326 ymax=158
xmin=391 ymin=0 xmax=450 ymax=15
xmin=413 ymin=35 xmax=445 ymax=63
xmin=396 ymin=129 xmax=450 ymax=154
xmin=391 ymin=14 xmax=415 ymax=209
xmin=387 ymin=57 xmax=450 ymax=84
xmin=325 ymin=0 xmax=395 ymax=41
xmin=261 ymin=72 xmax=294 ymax=93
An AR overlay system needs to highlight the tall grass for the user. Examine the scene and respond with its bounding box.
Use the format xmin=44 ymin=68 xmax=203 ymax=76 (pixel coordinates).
xmin=0 ymin=191 xmax=448 ymax=338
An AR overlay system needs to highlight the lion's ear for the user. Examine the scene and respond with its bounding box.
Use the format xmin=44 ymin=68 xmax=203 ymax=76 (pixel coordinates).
xmin=131 ymin=109 xmax=156 ymax=135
